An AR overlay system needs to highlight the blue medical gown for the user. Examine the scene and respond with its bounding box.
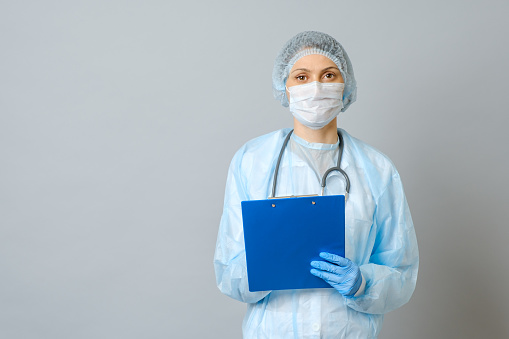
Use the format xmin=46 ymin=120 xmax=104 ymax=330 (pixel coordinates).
xmin=214 ymin=128 xmax=419 ymax=338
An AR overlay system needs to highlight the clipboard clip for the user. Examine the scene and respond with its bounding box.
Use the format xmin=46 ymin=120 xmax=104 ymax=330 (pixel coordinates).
xmin=267 ymin=194 xmax=319 ymax=200
xmin=268 ymin=192 xmax=348 ymax=201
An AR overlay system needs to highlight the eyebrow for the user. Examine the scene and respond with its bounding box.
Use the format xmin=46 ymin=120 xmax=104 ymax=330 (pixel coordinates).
xmin=291 ymin=66 xmax=340 ymax=74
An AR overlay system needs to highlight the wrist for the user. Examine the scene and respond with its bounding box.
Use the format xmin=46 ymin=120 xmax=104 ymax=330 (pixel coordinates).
xmin=353 ymin=274 xmax=366 ymax=297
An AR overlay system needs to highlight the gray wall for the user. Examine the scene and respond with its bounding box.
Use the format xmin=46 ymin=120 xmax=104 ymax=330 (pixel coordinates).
xmin=1 ymin=0 xmax=508 ymax=338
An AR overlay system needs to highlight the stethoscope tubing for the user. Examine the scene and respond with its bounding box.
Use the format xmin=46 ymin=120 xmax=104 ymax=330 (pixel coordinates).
xmin=270 ymin=129 xmax=351 ymax=199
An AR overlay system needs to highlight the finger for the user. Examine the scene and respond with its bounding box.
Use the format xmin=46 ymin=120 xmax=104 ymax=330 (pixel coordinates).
xmin=310 ymin=269 xmax=342 ymax=285
xmin=310 ymin=260 xmax=346 ymax=275
xmin=319 ymin=252 xmax=350 ymax=267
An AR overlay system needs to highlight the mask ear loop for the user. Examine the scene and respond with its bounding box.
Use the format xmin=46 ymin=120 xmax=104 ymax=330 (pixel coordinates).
xmin=320 ymin=131 xmax=350 ymax=200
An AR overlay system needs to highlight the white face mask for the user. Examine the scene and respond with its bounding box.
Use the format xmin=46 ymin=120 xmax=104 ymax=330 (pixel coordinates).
xmin=286 ymin=81 xmax=345 ymax=130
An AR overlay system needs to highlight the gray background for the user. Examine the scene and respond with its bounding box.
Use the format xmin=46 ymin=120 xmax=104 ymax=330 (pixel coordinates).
xmin=1 ymin=0 xmax=508 ymax=338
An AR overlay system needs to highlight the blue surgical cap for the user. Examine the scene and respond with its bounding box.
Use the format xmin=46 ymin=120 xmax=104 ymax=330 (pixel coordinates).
xmin=272 ymin=31 xmax=357 ymax=112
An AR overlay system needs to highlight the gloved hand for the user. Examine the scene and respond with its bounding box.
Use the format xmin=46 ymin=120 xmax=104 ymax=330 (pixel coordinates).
xmin=310 ymin=252 xmax=363 ymax=297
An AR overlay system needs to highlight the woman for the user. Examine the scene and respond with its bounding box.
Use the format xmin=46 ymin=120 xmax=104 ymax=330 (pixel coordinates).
xmin=214 ymin=31 xmax=419 ymax=339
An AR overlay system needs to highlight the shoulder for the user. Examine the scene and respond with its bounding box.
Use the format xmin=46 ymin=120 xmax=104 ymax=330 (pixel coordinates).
xmin=240 ymin=128 xmax=291 ymax=152
xmin=340 ymin=129 xmax=401 ymax=196
xmin=232 ymin=128 xmax=291 ymax=160
xmin=230 ymin=128 xmax=292 ymax=171
xmin=342 ymin=129 xmax=398 ymax=173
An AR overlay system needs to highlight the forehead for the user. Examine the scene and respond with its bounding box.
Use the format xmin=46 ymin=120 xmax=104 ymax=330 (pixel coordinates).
xmin=290 ymin=54 xmax=338 ymax=72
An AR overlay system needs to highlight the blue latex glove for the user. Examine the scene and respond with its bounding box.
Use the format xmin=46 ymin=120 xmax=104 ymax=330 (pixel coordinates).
xmin=310 ymin=252 xmax=362 ymax=297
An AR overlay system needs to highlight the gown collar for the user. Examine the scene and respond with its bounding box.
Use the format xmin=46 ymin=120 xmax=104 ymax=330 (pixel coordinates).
xmin=290 ymin=132 xmax=340 ymax=150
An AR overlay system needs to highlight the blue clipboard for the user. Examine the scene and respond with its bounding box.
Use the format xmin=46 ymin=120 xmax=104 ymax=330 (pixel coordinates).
xmin=241 ymin=195 xmax=345 ymax=292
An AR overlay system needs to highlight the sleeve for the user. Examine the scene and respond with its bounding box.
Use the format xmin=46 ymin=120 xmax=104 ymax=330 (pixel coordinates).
xmin=345 ymin=173 xmax=419 ymax=314
xmin=213 ymin=149 xmax=271 ymax=303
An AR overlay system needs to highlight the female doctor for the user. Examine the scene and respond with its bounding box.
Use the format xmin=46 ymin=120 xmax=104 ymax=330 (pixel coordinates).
xmin=214 ymin=31 xmax=419 ymax=339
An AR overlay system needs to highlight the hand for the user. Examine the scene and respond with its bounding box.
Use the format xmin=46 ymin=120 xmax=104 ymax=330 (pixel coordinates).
xmin=310 ymin=252 xmax=362 ymax=297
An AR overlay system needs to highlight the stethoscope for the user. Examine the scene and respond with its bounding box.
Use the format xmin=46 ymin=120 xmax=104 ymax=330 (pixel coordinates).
xmin=270 ymin=129 xmax=351 ymax=200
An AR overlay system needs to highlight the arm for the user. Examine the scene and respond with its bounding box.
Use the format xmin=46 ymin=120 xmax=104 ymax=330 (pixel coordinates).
xmin=345 ymin=173 xmax=419 ymax=314
xmin=213 ymin=149 xmax=271 ymax=303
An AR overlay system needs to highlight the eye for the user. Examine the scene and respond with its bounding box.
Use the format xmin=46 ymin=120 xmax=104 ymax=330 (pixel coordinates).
xmin=324 ymin=72 xmax=335 ymax=79
xmin=296 ymin=75 xmax=307 ymax=81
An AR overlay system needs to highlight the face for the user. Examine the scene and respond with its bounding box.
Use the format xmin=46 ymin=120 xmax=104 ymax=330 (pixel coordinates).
xmin=285 ymin=54 xmax=344 ymax=102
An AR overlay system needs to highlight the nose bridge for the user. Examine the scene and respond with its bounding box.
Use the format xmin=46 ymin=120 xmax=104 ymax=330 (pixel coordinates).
xmin=310 ymin=70 xmax=322 ymax=83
